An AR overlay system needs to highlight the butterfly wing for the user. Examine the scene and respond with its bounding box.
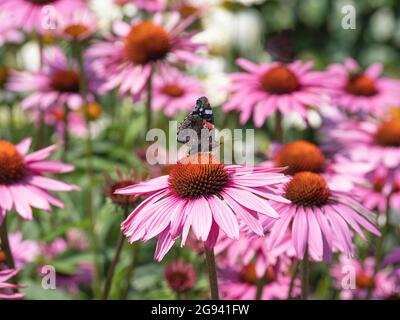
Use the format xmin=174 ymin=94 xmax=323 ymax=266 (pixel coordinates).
xmin=266 ymin=29 xmax=295 ymax=63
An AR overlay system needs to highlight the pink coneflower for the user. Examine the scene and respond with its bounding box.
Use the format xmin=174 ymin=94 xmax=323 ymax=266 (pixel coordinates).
xmin=327 ymin=58 xmax=400 ymax=116
xmin=383 ymin=247 xmax=400 ymax=293
xmin=103 ymin=169 xmax=142 ymax=207
xmin=331 ymin=256 xmax=397 ymax=300
xmin=0 ymin=138 xmax=78 ymax=220
xmin=268 ymin=172 xmax=380 ymax=262
xmin=115 ymin=153 xmax=289 ymax=261
xmin=218 ymin=262 xmax=300 ymax=300
xmin=164 ymin=259 xmax=196 ymax=293
xmin=331 ymin=119 xmax=400 ymax=195
xmin=7 ymin=48 xmax=99 ymax=111
xmin=133 ymin=0 xmax=166 ymax=12
xmin=87 ymin=13 xmax=203 ymax=98
xmin=223 ymin=59 xmax=333 ymax=127
xmin=6 ymin=232 xmax=40 ymax=268
xmin=215 ymin=223 xmax=295 ymax=278
xmin=0 ymin=12 xmax=24 ymax=46
xmin=42 ymin=106 xmax=88 ymax=140
xmin=0 ymin=0 xmax=86 ymax=34
xmin=54 ymin=8 xmax=97 ymax=42
xmin=151 ymin=67 xmax=204 ymax=117
xmin=261 ymin=140 xmax=373 ymax=192
xmin=353 ymin=169 xmax=400 ymax=212
xmin=0 ymin=269 xmax=25 ymax=300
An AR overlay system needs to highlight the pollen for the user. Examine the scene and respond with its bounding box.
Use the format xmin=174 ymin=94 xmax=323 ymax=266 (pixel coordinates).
xmin=274 ymin=140 xmax=326 ymax=175
xmin=50 ymin=69 xmax=80 ymax=93
xmin=260 ymin=66 xmax=300 ymax=94
xmin=0 ymin=141 xmax=27 ymax=184
xmin=345 ymin=74 xmax=377 ymax=97
xmin=285 ymin=172 xmax=330 ymax=207
xmin=168 ymin=153 xmax=229 ymax=199
xmin=124 ymin=21 xmax=171 ymax=65
xmin=375 ymin=119 xmax=400 ymax=147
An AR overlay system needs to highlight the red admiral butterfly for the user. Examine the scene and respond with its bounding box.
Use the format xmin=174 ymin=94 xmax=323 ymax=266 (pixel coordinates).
xmin=177 ymin=96 xmax=215 ymax=154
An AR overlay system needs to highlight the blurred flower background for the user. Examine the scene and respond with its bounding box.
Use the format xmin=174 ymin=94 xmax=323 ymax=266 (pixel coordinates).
xmin=0 ymin=0 xmax=399 ymax=300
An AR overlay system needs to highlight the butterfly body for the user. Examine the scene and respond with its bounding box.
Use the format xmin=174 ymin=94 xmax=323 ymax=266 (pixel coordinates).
xmin=177 ymin=96 xmax=216 ymax=153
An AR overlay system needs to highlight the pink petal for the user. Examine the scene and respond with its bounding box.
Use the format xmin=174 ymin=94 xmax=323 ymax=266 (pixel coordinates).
xmin=292 ymin=206 xmax=308 ymax=259
xmin=224 ymin=187 xmax=279 ymax=218
xmin=190 ymin=197 xmax=212 ymax=241
xmin=208 ymin=196 xmax=239 ymax=239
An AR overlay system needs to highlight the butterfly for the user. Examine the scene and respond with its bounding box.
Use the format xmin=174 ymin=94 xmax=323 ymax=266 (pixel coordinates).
xmin=266 ymin=29 xmax=295 ymax=63
xmin=177 ymin=96 xmax=215 ymax=153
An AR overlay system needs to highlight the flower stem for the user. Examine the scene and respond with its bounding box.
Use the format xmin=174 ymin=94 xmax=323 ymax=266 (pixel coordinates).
xmin=301 ymin=248 xmax=309 ymax=300
xmin=275 ymin=110 xmax=283 ymax=143
xmin=204 ymin=247 xmax=219 ymax=300
xmin=367 ymin=194 xmax=391 ymax=299
xmin=121 ymin=242 xmax=140 ymax=300
xmin=0 ymin=216 xmax=18 ymax=290
xmin=8 ymin=103 xmax=14 ymax=141
xmin=255 ymin=276 xmax=266 ymax=300
xmin=102 ymin=206 xmax=129 ymax=300
xmin=36 ymin=34 xmax=46 ymax=149
xmin=145 ymin=66 xmax=154 ymax=132
xmin=62 ymin=105 xmax=70 ymax=162
xmin=288 ymin=260 xmax=299 ymax=299
xmin=75 ymin=43 xmax=101 ymax=298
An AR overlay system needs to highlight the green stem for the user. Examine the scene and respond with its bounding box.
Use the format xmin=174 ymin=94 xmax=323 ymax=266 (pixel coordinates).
xmin=0 ymin=216 xmax=18 ymax=290
xmin=121 ymin=242 xmax=140 ymax=300
xmin=8 ymin=103 xmax=14 ymax=141
xmin=36 ymin=35 xmax=45 ymax=149
xmin=255 ymin=276 xmax=266 ymax=300
xmin=288 ymin=261 xmax=299 ymax=300
xmin=275 ymin=111 xmax=283 ymax=143
xmin=145 ymin=67 xmax=154 ymax=132
xmin=367 ymin=194 xmax=391 ymax=299
xmin=75 ymin=44 xmax=101 ymax=298
xmin=62 ymin=105 xmax=70 ymax=162
xmin=204 ymin=247 xmax=219 ymax=300
xmin=102 ymin=206 xmax=129 ymax=300
xmin=301 ymin=248 xmax=309 ymax=300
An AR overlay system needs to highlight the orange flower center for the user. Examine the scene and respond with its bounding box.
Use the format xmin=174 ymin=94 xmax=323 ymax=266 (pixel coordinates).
xmin=373 ymin=177 xmax=385 ymax=193
xmin=161 ymin=84 xmax=185 ymax=97
xmin=345 ymin=74 xmax=377 ymax=97
xmin=356 ymin=271 xmax=375 ymax=289
xmin=167 ymin=271 xmax=192 ymax=292
xmin=0 ymin=250 xmax=6 ymax=263
xmin=82 ymin=102 xmax=102 ymax=121
xmin=375 ymin=119 xmax=400 ymax=147
xmin=64 ymin=24 xmax=89 ymax=38
xmin=168 ymin=153 xmax=229 ymax=199
xmin=52 ymin=109 xmax=66 ymax=122
xmin=179 ymin=4 xmax=199 ymax=17
xmin=239 ymin=263 xmax=275 ymax=284
xmin=124 ymin=21 xmax=171 ymax=65
xmin=107 ymin=180 xmax=138 ymax=206
xmin=274 ymin=141 xmax=326 ymax=175
xmin=0 ymin=66 xmax=9 ymax=89
xmin=260 ymin=66 xmax=300 ymax=94
xmin=0 ymin=141 xmax=27 ymax=184
xmin=285 ymin=172 xmax=330 ymax=207
xmin=50 ymin=69 xmax=80 ymax=93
